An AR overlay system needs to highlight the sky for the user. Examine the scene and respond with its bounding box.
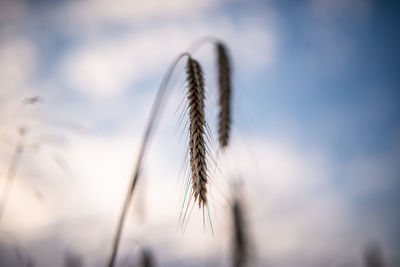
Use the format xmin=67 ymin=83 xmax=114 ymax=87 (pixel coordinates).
xmin=0 ymin=0 xmax=400 ymax=266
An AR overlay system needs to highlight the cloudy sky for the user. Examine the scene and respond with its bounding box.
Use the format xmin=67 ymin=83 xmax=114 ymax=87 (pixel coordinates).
xmin=0 ymin=0 xmax=399 ymax=266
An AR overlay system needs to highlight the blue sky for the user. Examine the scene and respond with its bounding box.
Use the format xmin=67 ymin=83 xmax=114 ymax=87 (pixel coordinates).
xmin=0 ymin=0 xmax=399 ymax=266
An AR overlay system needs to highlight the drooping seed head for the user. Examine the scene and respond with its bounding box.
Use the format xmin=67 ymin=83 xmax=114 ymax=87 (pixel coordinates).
xmin=216 ymin=42 xmax=232 ymax=149
xmin=186 ymin=57 xmax=208 ymax=208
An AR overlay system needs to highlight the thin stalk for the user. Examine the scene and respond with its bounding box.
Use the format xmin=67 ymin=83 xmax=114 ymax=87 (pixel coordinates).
xmin=107 ymin=53 xmax=190 ymax=267
xmin=187 ymin=36 xmax=220 ymax=54
xmin=0 ymin=127 xmax=26 ymax=224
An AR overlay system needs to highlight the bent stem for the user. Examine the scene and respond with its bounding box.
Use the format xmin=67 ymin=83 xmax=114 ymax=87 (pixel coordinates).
xmin=107 ymin=53 xmax=190 ymax=267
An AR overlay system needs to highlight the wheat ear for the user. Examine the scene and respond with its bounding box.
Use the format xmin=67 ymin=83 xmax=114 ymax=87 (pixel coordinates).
xmin=232 ymin=195 xmax=248 ymax=267
xmin=216 ymin=42 xmax=232 ymax=149
xmin=186 ymin=57 xmax=208 ymax=208
xmin=139 ymin=248 xmax=154 ymax=267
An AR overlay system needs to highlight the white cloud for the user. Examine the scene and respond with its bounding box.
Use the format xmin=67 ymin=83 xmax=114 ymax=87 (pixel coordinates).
xmin=0 ymin=37 xmax=37 ymax=93
xmin=60 ymin=29 xmax=184 ymax=99
xmin=1 ymin=110 xmax=395 ymax=266
xmin=60 ymin=17 xmax=277 ymax=99
xmin=63 ymin=0 xmax=219 ymax=27
xmin=216 ymin=131 xmax=398 ymax=266
xmin=55 ymin=0 xmax=278 ymax=100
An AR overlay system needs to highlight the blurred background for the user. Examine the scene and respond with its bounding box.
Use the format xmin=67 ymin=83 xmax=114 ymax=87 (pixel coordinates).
xmin=0 ymin=0 xmax=399 ymax=266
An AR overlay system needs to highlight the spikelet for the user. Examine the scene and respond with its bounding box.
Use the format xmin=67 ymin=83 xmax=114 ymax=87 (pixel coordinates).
xmin=232 ymin=196 xmax=248 ymax=267
xmin=186 ymin=57 xmax=208 ymax=208
xmin=216 ymin=42 xmax=232 ymax=149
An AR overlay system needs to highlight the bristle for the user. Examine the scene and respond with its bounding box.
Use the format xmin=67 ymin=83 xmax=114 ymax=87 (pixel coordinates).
xmin=186 ymin=57 xmax=208 ymax=208
xmin=216 ymin=42 xmax=232 ymax=149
